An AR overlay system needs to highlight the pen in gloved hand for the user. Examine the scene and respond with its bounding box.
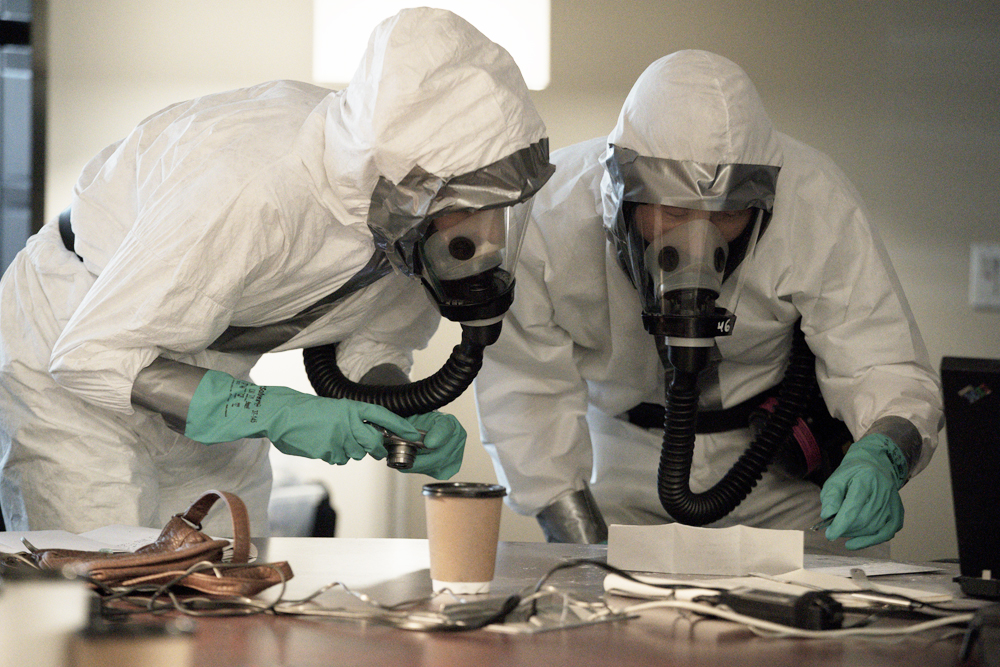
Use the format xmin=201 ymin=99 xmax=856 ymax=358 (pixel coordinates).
xmin=810 ymin=515 xmax=836 ymax=532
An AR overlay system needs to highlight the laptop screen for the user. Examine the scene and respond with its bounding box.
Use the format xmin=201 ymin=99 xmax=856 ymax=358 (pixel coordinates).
xmin=941 ymin=356 xmax=1000 ymax=597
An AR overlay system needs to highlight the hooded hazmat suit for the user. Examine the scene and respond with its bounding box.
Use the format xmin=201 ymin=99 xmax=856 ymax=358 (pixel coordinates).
xmin=0 ymin=8 xmax=549 ymax=534
xmin=474 ymin=50 xmax=942 ymax=552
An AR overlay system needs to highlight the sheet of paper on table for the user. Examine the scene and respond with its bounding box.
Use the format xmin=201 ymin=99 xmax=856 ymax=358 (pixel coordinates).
xmin=803 ymin=553 xmax=943 ymax=577
xmin=0 ymin=526 xmax=162 ymax=554
xmin=604 ymin=522 xmax=953 ymax=605
xmin=0 ymin=525 xmax=254 ymax=560
xmin=603 ymin=567 xmax=953 ymax=605
xmin=608 ymin=523 xmax=803 ymax=576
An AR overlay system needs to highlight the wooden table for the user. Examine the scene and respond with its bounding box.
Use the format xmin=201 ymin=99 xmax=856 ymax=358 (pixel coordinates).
xmin=187 ymin=539 xmax=968 ymax=667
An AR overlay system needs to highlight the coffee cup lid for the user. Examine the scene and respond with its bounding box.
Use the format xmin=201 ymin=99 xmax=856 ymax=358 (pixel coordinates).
xmin=422 ymin=482 xmax=507 ymax=498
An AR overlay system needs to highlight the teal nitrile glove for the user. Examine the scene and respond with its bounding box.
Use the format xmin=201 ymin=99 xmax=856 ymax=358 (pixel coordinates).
xmin=184 ymin=370 xmax=421 ymax=465
xmin=819 ymin=433 xmax=909 ymax=550
xmin=402 ymin=412 xmax=466 ymax=480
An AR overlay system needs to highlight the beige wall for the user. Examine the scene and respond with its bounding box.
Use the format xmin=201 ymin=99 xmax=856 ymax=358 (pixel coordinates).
xmin=44 ymin=0 xmax=1000 ymax=560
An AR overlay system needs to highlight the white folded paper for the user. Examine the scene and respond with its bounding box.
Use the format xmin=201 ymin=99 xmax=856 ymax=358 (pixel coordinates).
xmin=607 ymin=523 xmax=803 ymax=576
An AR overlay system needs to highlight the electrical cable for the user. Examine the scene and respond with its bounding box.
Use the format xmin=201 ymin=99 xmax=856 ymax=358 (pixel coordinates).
xmin=614 ymin=597 xmax=975 ymax=639
xmin=23 ymin=556 xmax=974 ymax=639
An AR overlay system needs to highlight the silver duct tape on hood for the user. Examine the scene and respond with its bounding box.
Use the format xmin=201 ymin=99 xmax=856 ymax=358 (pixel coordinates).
xmin=603 ymin=144 xmax=779 ymax=307
xmin=367 ymin=139 xmax=556 ymax=277
xmin=605 ymin=145 xmax=780 ymax=213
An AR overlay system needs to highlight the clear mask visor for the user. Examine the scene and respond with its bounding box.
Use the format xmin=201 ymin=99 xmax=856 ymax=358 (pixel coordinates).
xmin=422 ymin=208 xmax=506 ymax=281
xmin=645 ymin=219 xmax=728 ymax=300
xmin=417 ymin=199 xmax=534 ymax=316
xmin=629 ymin=205 xmax=763 ymax=319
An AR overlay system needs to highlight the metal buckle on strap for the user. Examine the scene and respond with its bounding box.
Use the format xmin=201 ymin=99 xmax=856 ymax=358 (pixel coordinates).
xmin=172 ymin=512 xmax=203 ymax=531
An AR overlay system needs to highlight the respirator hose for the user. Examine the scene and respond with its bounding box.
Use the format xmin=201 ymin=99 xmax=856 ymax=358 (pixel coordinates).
xmin=302 ymin=325 xmax=495 ymax=417
xmin=656 ymin=324 xmax=816 ymax=525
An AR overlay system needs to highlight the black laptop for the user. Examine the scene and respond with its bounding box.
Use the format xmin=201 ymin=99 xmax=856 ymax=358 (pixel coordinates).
xmin=941 ymin=356 xmax=1000 ymax=599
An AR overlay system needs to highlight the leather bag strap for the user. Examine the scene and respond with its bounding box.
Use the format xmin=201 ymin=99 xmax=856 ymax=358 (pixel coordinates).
xmin=178 ymin=490 xmax=252 ymax=564
xmin=119 ymin=561 xmax=295 ymax=597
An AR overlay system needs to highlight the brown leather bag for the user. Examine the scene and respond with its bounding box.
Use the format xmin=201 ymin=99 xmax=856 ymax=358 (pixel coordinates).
xmin=30 ymin=490 xmax=293 ymax=597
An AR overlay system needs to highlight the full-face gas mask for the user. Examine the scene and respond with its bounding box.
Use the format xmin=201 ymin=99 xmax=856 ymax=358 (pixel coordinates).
xmin=367 ymin=141 xmax=552 ymax=332
xmin=605 ymin=144 xmax=803 ymax=526
xmin=606 ymin=147 xmax=772 ymax=350
xmin=415 ymin=202 xmax=532 ymax=327
xmin=302 ymin=140 xmax=555 ymax=440
xmin=645 ymin=218 xmax=728 ymax=301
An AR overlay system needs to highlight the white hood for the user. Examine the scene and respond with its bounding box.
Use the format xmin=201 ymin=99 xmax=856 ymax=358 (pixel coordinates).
xmin=324 ymin=7 xmax=549 ymax=225
xmin=599 ymin=51 xmax=783 ymax=314
xmin=607 ymin=49 xmax=782 ymax=168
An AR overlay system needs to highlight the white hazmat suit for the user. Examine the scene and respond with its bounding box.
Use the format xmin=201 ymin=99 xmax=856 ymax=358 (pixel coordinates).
xmin=0 ymin=8 xmax=549 ymax=533
xmin=475 ymin=51 xmax=942 ymax=552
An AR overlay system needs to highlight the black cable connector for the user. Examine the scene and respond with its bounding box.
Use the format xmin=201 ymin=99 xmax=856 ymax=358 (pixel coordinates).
xmin=716 ymin=588 xmax=844 ymax=630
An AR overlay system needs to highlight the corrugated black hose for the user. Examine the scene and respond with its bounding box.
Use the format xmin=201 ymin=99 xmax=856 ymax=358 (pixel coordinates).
xmin=302 ymin=323 xmax=500 ymax=417
xmin=656 ymin=323 xmax=816 ymax=525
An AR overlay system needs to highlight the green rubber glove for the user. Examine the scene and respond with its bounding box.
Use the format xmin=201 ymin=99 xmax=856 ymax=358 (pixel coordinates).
xmin=184 ymin=370 xmax=421 ymax=465
xmin=819 ymin=433 xmax=909 ymax=550
xmin=402 ymin=412 xmax=466 ymax=480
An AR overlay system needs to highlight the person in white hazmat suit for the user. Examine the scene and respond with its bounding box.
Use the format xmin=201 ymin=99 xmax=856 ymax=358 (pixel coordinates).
xmin=474 ymin=50 xmax=942 ymax=553
xmin=0 ymin=8 xmax=554 ymax=534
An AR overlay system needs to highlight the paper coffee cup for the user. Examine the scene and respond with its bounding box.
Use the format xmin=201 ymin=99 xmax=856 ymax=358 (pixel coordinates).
xmin=423 ymin=482 xmax=506 ymax=594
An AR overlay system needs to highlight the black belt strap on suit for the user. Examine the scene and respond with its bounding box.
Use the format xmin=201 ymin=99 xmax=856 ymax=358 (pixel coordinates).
xmin=58 ymin=207 xmax=81 ymax=260
xmin=208 ymin=250 xmax=393 ymax=354
xmin=624 ymin=384 xmax=780 ymax=434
